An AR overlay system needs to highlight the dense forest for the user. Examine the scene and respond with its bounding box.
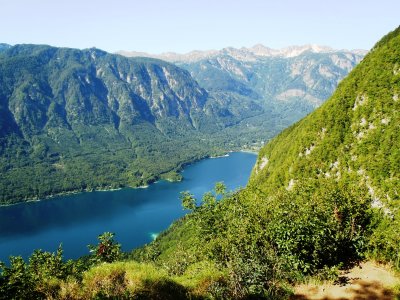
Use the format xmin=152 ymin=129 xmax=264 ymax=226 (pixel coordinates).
xmin=1 ymin=27 xmax=400 ymax=300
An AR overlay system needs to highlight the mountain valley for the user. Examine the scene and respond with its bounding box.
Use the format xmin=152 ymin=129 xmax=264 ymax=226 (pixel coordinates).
xmin=0 ymin=43 xmax=363 ymax=204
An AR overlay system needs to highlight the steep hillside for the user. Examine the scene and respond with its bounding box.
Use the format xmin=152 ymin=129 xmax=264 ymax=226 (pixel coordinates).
xmin=245 ymin=26 xmax=400 ymax=275
xmin=250 ymin=28 xmax=400 ymax=211
xmin=0 ymin=45 xmax=262 ymax=204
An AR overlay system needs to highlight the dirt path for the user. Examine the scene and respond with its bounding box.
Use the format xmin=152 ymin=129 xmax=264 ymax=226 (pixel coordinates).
xmin=291 ymin=261 xmax=400 ymax=300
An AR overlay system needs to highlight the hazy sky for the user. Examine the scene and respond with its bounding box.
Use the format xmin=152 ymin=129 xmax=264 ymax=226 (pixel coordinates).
xmin=1 ymin=0 xmax=399 ymax=53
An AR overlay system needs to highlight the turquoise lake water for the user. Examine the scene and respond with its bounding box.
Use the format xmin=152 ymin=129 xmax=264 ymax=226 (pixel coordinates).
xmin=0 ymin=152 xmax=257 ymax=262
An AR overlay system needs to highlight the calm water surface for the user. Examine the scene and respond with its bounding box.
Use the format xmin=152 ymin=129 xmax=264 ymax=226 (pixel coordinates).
xmin=0 ymin=152 xmax=256 ymax=262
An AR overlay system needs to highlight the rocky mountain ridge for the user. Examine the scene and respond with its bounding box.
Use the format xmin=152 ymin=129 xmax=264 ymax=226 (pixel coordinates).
xmin=119 ymin=44 xmax=365 ymax=116
xmin=118 ymin=44 xmax=367 ymax=62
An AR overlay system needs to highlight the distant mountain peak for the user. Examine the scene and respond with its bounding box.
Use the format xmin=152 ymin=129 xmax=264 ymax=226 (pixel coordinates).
xmin=246 ymin=44 xmax=336 ymax=57
xmin=117 ymin=44 xmax=367 ymax=62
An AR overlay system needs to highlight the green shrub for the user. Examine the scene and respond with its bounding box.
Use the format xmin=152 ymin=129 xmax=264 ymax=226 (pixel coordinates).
xmin=368 ymin=210 xmax=400 ymax=269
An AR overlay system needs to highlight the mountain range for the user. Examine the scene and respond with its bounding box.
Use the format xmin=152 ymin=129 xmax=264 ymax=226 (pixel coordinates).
xmin=118 ymin=44 xmax=367 ymax=62
xmin=0 ymin=45 xmax=248 ymax=204
xmin=120 ymin=44 xmax=365 ymax=132
xmin=0 ymin=43 xmax=364 ymax=204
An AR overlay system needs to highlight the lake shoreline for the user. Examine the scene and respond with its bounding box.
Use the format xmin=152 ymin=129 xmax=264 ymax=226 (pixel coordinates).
xmin=0 ymin=152 xmax=257 ymax=262
xmin=240 ymin=149 xmax=259 ymax=155
xmin=1 ymin=156 xmax=209 ymax=207
xmin=1 ymin=150 xmax=257 ymax=208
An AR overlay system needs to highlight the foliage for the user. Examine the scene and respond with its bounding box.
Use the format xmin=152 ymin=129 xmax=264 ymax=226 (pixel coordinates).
xmin=133 ymin=178 xmax=375 ymax=298
xmin=368 ymin=210 xmax=400 ymax=270
xmin=0 ymin=246 xmax=80 ymax=300
xmin=180 ymin=191 xmax=197 ymax=211
xmin=88 ymin=232 xmax=121 ymax=264
xmin=0 ymin=256 xmax=37 ymax=299
xmin=260 ymin=180 xmax=372 ymax=271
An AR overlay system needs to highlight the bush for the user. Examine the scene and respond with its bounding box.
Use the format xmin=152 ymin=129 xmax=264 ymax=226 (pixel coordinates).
xmin=264 ymin=179 xmax=372 ymax=273
xmin=0 ymin=246 xmax=72 ymax=300
xmin=368 ymin=210 xmax=400 ymax=269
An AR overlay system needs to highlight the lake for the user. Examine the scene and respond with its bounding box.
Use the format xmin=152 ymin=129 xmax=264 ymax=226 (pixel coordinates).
xmin=0 ymin=152 xmax=257 ymax=262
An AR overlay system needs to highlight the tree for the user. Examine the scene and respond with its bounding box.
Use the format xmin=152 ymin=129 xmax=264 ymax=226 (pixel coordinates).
xmin=180 ymin=191 xmax=196 ymax=211
xmin=0 ymin=256 xmax=36 ymax=299
xmin=88 ymin=232 xmax=121 ymax=263
xmin=202 ymin=191 xmax=216 ymax=208
xmin=214 ymin=182 xmax=226 ymax=196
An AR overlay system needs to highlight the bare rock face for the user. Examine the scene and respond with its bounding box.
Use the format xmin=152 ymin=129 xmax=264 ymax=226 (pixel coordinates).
xmin=0 ymin=45 xmax=216 ymax=141
xmin=119 ymin=44 xmax=365 ymax=114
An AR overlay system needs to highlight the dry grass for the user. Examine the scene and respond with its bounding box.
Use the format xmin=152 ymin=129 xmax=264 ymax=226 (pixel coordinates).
xmin=291 ymin=261 xmax=400 ymax=300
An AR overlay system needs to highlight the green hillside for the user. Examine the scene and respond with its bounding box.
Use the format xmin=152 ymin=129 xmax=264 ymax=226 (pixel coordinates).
xmin=250 ymin=29 xmax=400 ymax=204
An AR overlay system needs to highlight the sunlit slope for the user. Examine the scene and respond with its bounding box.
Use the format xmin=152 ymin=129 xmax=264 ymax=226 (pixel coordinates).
xmin=250 ymin=27 xmax=400 ymax=212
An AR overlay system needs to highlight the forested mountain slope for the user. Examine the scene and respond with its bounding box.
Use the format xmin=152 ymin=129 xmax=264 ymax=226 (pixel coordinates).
xmin=0 ymin=44 xmax=11 ymax=52
xmin=0 ymin=45 xmax=261 ymax=204
xmin=250 ymin=28 xmax=400 ymax=212
xmin=242 ymin=27 xmax=400 ymax=283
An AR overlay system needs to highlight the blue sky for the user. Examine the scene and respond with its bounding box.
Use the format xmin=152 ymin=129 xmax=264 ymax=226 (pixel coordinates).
xmin=1 ymin=0 xmax=399 ymax=53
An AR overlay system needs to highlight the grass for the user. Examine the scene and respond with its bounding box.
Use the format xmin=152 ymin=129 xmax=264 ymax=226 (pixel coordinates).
xmin=54 ymin=260 xmax=229 ymax=299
